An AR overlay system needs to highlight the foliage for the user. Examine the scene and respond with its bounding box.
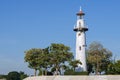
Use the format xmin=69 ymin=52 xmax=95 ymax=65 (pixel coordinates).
xmin=6 ymin=71 xmax=28 ymax=80
xmin=39 ymin=47 xmax=50 ymax=75
xmin=38 ymin=70 xmax=53 ymax=76
xmin=87 ymin=41 xmax=112 ymax=75
xmin=64 ymin=69 xmax=88 ymax=75
xmin=114 ymin=60 xmax=120 ymax=74
xmin=87 ymin=62 xmax=93 ymax=74
xmin=0 ymin=71 xmax=28 ymax=80
xmin=24 ymin=43 xmax=73 ymax=75
xmin=69 ymin=60 xmax=82 ymax=71
xmin=23 ymin=42 xmax=120 ymax=75
xmin=24 ymin=48 xmax=43 ymax=76
xmin=7 ymin=71 xmax=20 ymax=80
xmin=0 ymin=75 xmax=7 ymax=79
xmin=19 ymin=71 xmax=28 ymax=80
xmin=49 ymin=43 xmax=73 ymax=75
xmin=107 ymin=60 xmax=120 ymax=74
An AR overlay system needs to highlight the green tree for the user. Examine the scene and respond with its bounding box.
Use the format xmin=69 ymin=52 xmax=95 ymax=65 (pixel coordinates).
xmin=24 ymin=43 xmax=74 ymax=75
xmin=87 ymin=41 xmax=112 ymax=75
xmin=7 ymin=71 xmax=20 ymax=80
xmin=38 ymin=47 xmax=50 ymax=75
xmin=107 ymin=60 xmax=120 ymax=74
xmin=114 ymin=60 xmax=120 ymax=74
xmin=49 ymin=43 xmax=73 ymax=75
xmin=19 ymin=71 xmax=28 ymax=80
xmin=24 ymin=48 xmax=43 ymax=76
xmin=0 ymin=75 xmax=7 ymax=79
xmin=69 ymin=60 xmax=82 ymax=71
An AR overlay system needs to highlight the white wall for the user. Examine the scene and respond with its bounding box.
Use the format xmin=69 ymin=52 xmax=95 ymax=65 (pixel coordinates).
xmin=24 ymin=75 xmax=120 ymax=80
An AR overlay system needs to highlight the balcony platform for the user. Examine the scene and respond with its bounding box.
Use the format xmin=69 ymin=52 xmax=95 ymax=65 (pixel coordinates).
xmin=73 ymin=27 xmax=88 ymax=31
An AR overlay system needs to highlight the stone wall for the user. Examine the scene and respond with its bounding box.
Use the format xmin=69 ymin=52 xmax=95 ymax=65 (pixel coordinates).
xmin=24 ymin=75 xmax=120 ymax=80
xmin=0 ymin=79 xmax=6 ymax=80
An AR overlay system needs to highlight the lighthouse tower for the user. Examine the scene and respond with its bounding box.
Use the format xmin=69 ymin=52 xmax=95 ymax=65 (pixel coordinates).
xmin=73 ymin=8 xmax=88 ymax=71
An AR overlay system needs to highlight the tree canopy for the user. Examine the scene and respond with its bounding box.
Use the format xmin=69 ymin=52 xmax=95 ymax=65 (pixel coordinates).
xmin=107 ymin=60 xmax=120 ymax=74
xmin=7 ymin=71 xmax=20 ymax=80
xmin=24 ymin=43 xmax=74 ymax=76
xmin=49 ymin=43 xmax=73 ymax=75
xmin=87 ymin=41 xmax=112 ymax=74
xmin=24 ymin=48 xmax=43 ymax=76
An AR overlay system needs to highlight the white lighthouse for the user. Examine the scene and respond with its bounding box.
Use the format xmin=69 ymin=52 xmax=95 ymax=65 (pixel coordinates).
xmin=73 ymin=8 xmax=88 ymax=71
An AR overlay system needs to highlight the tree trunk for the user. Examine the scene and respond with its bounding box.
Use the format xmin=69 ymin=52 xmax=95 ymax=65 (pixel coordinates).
xmin=96 ymin=59 xmax=99 ymax=75
xmin=45 ymin=68 xmax=47 ymax=75
xmin=95 ymin=54 xmax=99 ymax=75
xmin=55 ymin=68 xmax=59 ymax=75
xmin=40 ymin=68 xmax=44 ymax=76
xmin=73 ymin=67 xmax=75 ymax=71
xmin=34 ymin=69 xmax=37 ymax=76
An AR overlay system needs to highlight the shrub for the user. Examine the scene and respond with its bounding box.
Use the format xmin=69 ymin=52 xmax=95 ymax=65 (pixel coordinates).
xmin=7 ymin=71 xmax=20 ymax=80
xmin=64 ymin=69 xmax=88 ymax=75
xmin=0 ymin=75 xmax=7 ymax=79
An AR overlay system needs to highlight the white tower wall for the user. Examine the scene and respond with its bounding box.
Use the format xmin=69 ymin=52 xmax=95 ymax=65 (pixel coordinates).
xmin=75 ymin=31 xmax=87 ymax=71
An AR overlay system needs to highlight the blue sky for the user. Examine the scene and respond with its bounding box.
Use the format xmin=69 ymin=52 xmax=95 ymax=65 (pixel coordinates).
xmin=0 ymin=0 xmax=120 ymax=75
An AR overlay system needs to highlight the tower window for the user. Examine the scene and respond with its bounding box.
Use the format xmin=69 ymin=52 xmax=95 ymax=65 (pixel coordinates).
xmin=78 ymin=33 xmax=81 ymax=36
xmin=79 ymin=46 xmax=81 ymax=50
